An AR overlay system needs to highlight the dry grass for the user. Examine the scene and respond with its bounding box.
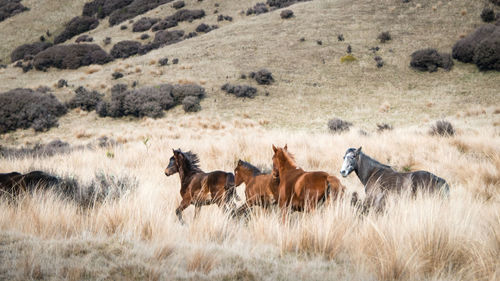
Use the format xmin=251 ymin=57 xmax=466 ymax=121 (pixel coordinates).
xmin=0 ymin=116 xmax=499 ymax=280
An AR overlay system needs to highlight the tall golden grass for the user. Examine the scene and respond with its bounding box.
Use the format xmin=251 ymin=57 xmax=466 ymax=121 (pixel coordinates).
xmin=0 ymin=116 xmax=499 ymax=280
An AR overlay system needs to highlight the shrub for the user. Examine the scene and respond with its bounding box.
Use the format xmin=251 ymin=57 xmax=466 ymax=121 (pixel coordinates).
xmin=153 ymin=30 xmax=185 ymax=46
xmin=120 ymin=24 xmax=128 ymax=30
xmin=337 ymin=34 xmax=344 ymax=41
xmin=410 ymin=48 xmax=453 ymax=72
xmin=10 ymin=42 xmax=53 ymax=63
xmin=246 ymin=3 xmax=268 ymax=15
xmin=57 ymin=79 xmax=68 ymax=88
xmin=254 ymin=69 xmax=274 ymax=85
xmin=377 ymin=123 xmax=393 ymax=132
xmin=327 ymin=118 xmax=352 ymax=133
xmin=430 ymin=120 xmax=455 ymax=137
xmin=151 ymin=19 xmax=178 ymax=31
xmin=0 ymin=139 xmax=75 ymax=159
xmin=75 ymin=35 xmax=93 ymax=43
xmin=267 ymin=0 xmax=309 ymax=8
xmin=82 ymin=0 xmax=133 ymax=19
xmin=481 ymin=7 xmax=495 ymax=22
xmin=172 ymin=0 xmax=185 ymax=9
xmin=473 ymin=33 xmax=500 ymax=71
xmin=221 ymin=83 xmax=257 ymax=98
xmin=168 ymin=9 xmax=205 ymax=22
xmin=195 ymin=23 xmax=218 ymax=33
xmin=110 ymin=40 xmax=142 ymax=58
xmin=374 ymin=56 xmax=384 ymax=68
xmin=67 ymin=86 xmax=103 ymax=111
xmin=0 ymin=0 xmax=28 ymax=22
xmin=490 ymin=0 xmax=500 ymax=6
xmin=33 ymin=44 xmax=113 ymax=70
xmin=452 ymin=24 xmax=497 ymax=63
xmin=140 ymin=33 xmax=150 ymax=40
xmin=182 ymin=96 xmax=201 ymax=112
xmin=280 ymin=9 xmax=293 ymax=19
xmin=108 ymin=0 xmax=173 ymax=26
xmin=132 ymin=17 xmax=160 ymax=32
xmin=103 ymin=37 xmax=112 ymax=45
xmin=172 ymin=58 xmax=179 ymax=64
xmin=172 ymin=84 xmax=206 ymax=103
xmin=0 ymin=88 xmax=67 ymax=133
xmin=159 ymin=57 xmax=169 ymax=65
xmin=54 ymin=16 xmax=99 ymax=44
xmin=377 ymin=31 xmax=391 ymax=43
xmin=217 ymin=14 xmax=232 ymax=21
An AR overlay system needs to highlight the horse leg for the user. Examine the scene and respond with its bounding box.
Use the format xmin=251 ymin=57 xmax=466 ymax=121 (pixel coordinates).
xmin=193 ymin=203 xmax=202 ymax=220
xmin=175 ymin=196 xmax=191 ymax=225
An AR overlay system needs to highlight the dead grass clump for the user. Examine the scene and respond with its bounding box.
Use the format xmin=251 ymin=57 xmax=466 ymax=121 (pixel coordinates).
xmin=0 ymin=88 xmax=67 ymax=133
xmin=221 ymin=83 xmax=257 ymax=98
xmin=187 ymin=250 xmax=216 ymax=274
xmin=85 ymin=66 xmax=101 ymax=74
xmin=33 ymin=44 xmax=113 ymax=71
xmin=54 ymin=16 xmax=99 ymax=44
xmin=377 ymin=31 xmax=392 ymax=43
xmin=132 ymin=17 xmax=160 ymax=32
xmin=328 ymin=118 xmax=352 ymax=133
xmin=67 ymin=86 xmax=103 ymax=111
xmin=10 ymin=42 xmax=53 ymax=63
xmin=110 ymin=40 xmax=142 ymax=59
xmin=410 ymin=48 xmax=453 ymax=72
xmin=430 ymin=120 xmax=455 ymax=137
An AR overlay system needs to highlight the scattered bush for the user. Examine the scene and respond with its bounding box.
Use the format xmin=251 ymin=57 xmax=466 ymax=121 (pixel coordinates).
xmin=132 ymin=17 xmax=160 ymax=32
xmin=103 ymin=37 xmax=112 ymax=45
xmin=221 ymin=83 xmax=257 ymax=98
xmin=328 ymin=118 xmax=352 ymax=133
xmin=430 ymin=120 xmax=455 ymax=137
xmin=280 ymin=9 xmax=294 ymax=19
xmin=182 ymin=96 xmax=201 ymax=112
xmin=410 ymin=48 xmax=453 ymax=72
xmin=267 ymin=0 xmax=309 ymax=8
xmin=159 ymin=57 xmax=169 ymax=65
xmin=217 ymin=14 xmax=232 ymax=21
xmin=110 ymin=40 xmax=142 ymax=58
xmin=452 ymin=24 xmax=497 ymax=63
xmin=172 ymin=58 xmax=179 ymax=64
xmin=172 ymin=84 xmax=206 ymax=103
xmin=169 ymin=9 xmax=205 ymax=22
xmin=254 ymin=69 xmax=274 ymax=85
xmin=140 ymin=33 xmax=150 ymax=40
xmin=108 ymin=0 xmax=173 ymax=26
xmin=377 ymin=31 xmax=391 ymax=43
xmin=337 ymin=34 xmax=344 ymax=41
xmin=246 ymin=3 xmax=268 ymax=15
xmin=377 ymin=123 xmax=393 ymax=132
xmin=57 ymin=79 xmax=68 ymax=88
xmin=0 ymin=88 xmax=67 ymax=133
xmin=173 ymin=0 xmax=185 ymax=9
xmin=374 ymin=56 xmax=384 ymax=68
xmin=153 ymin=30 xmax=185 ymax=46
xmin=195 ymin=23 xmax=218 ymax=33
xmin=481 ymin=7 xmax=495 ymax=22
xmin=112 ymin=72 xmax=124 ymax=79
xmin=54 ymin=16 xmax=99 ymax=44
xmin=184 ymin=32 xmax=198 ymax=39
xmin=10 ymin=42 xmax=53 ymax=63
xmin=75 ymin=35 xmax=93 ymax=43
xmin=151 ymin=19 xmax=178 ymax=31
xmin=82 ymin=0 xmax=134 ymax=19
xmin=33 ymin=44 xmax=113 ymax=70
xmin=490 ymin=0 xmax=500 ymax=6
xmin=120 ymin=24 xmax=128 ymax=30
xmin=473 ymin=33 xmax=500 ymax=71
xmin=0 ymin=139 xmax=75 ymax=159
xmin=67 ymin=87 xmax=103 ymax=111
xmin=0 ymin=0 xmax=28 ymax=22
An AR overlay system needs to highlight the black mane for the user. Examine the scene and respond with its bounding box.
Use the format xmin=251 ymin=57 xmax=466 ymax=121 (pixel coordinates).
xmin=238 ymin=160 xmax=263 ymax=176
xmin=176 ymin=149 xmax=203 ymax=173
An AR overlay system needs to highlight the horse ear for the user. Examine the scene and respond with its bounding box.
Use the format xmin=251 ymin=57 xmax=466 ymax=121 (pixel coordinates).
xmin=238 ymin=159 xmax=242 ymax=164
xmin=356 ymin=146 xmax=362 ymax=156
xmin=272 ymin=144 xmax=277 ymax=153
xmin=284 ymin=144 xmax=288 ymax=150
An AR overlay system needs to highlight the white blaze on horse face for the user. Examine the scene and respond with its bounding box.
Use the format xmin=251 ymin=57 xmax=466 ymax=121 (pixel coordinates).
xmin=340 ymin=152 xmax=354 ymax=177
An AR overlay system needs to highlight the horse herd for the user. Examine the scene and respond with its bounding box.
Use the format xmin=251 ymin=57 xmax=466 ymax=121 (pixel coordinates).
xmin=165 ymin=145 xmax=450 ymax=223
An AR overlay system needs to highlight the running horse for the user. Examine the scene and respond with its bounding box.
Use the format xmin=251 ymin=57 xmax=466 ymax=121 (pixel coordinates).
xmin=165 ymin=149 xmax=239 ymax=224
xmin=272 ymin=145 xmax=345 ymax=219
xmin=231 ymin=160 xmax=279 ymax=217
xmin=340 ymin=147 xmax=450 ymax=212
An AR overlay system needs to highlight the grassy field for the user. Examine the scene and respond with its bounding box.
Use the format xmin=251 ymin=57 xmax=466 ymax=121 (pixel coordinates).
xmin=0 ymin=0 xmax=499 ymax=280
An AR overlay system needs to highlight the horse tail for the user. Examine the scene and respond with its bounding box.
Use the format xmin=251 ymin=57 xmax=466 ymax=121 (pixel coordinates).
xmin=225 ymin=172 xmax=240 ymax=202
xmin=327 ymin=175 xmax=345 ymax=201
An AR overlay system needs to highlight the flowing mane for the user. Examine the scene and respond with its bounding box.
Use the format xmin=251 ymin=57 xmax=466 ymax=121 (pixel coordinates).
xmin=239 ymin=160 xmax=262 ymax=176
xmin=178 ymin=150 xmax=203 ymax=173
xmin=359 ymin=151 xmax=392 ymax=170
xmin=281 ymin=149 xmax=298 ymax=168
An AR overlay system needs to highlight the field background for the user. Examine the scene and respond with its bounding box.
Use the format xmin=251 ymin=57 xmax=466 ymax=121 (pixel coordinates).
xmin=0 ymin=0 xmax=499 ymax=280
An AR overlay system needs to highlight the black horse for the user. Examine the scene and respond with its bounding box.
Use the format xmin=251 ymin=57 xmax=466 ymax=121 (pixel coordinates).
xmin=0 ymin=171 xmax=61 ymax=198
xmin=340 ymin=147 xmax=450 ymax=212
xmin=165 ymin=149 xmax=239 ymax=224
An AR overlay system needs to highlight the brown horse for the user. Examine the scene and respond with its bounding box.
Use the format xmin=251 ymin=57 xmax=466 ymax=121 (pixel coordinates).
xmin=231 ymin=160 xmax=279 ymax=217
xmin=165 ymin=149 xmax=238 ymax=224
xmin=272 ymin=145 xmax=345 ymax=218
xmin=0 ymin=171 xmax=61 ymax=198
xmin=340 ymin=147 xmax=450 ymax=212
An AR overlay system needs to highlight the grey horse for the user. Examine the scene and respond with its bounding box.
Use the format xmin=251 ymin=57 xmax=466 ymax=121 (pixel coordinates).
xmin=340 ymin=147 xmax=449 ymax=212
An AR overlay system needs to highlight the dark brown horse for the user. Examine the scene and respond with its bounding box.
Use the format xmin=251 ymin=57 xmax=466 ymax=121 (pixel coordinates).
xmin=0 ymin=171 xmax=61 ymax=198
xmin=165 ymin=149 xmax=239 ymax=224
xmin=272 ymin=145 xmax=345 ymax=218
xmin=340 ymin=147 xmax=450 ymax=212
xmin=231 ymin=160 xmax=279 ymax=217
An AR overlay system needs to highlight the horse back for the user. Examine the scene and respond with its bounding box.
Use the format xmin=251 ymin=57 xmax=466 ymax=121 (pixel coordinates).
xmin=410 ymin=170 xmax=449 ymax=194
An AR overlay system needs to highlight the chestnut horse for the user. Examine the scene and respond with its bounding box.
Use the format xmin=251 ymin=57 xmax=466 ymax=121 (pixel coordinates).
xmin=165 ymin=149 xmax=238 ymax=224
xmin=272 ymin=145 xmax=345 ymax=218
xmin=231 ymin=160 xmax=279 ymax=217
xmin=340 ymin=147 xmax=450 ymax=212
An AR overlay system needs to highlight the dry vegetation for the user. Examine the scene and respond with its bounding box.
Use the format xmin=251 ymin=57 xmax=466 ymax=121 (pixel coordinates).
xmin=0 ymin=0 xmax=499 ymax=280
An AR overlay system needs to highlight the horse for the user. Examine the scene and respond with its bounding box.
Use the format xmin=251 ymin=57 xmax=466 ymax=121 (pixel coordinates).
xmin=340 ymin=147 xmax=450 ymax=212
xmin=231 ymin=160 xmax=279 ymax=217
xmin=165 ymin=149 xmax=239 ymax=224
xmin=272 ymin=145 xmax=345 ymax=219
xmin=0 ymin=171 xmax=61 ymax=198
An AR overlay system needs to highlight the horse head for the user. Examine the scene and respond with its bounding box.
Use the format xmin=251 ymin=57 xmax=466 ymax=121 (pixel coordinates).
xmin=340 ymin=146 xmax=362 ymax=177
xmin=165 ymin=149 xmax=182 ymax=176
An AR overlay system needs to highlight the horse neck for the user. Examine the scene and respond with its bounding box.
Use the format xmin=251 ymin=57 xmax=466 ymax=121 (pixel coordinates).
xmin=278 ymin=156 xmax=300 ymax=180
xmin=240 ymin=168 xmax=254 ymax=185
xmin=355 ymin=153 xmax=390 ymax=187
xmin=178 ymin=163 xmax=201 ymax=186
